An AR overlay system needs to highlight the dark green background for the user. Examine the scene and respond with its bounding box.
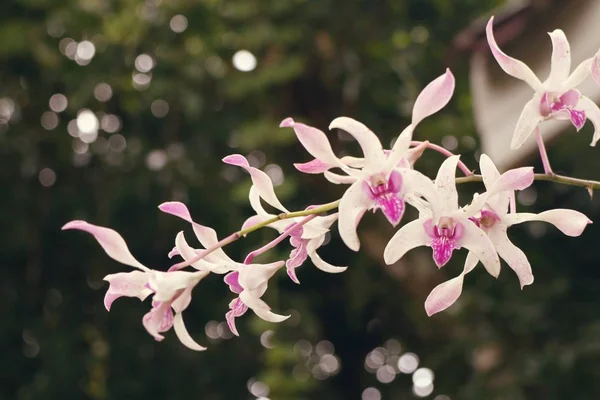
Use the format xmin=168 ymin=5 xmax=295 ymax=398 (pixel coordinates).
xmin=2 ymin=0 xmax=600 ymax=399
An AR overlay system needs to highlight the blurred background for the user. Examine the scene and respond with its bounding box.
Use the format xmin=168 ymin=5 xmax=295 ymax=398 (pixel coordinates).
xmin=2 ymin=0 xmax=600 ymax=399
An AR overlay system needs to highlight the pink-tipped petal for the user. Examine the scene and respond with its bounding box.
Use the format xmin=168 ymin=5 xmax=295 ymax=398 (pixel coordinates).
xmin=62 ymin=221 xmax=148 ymax=271
xmin=503 ymin=209 xmax=591 ymax=237
xmin=168 ymin=247 xmax=180 ymax=259
xmin=329 ymin=117 xmax=384 ymax=170
xmin=281 ymin=118 xmax=344 ymax=168
xmin=173 ymin=313 xmax=206 ymax=351
xmin=412 ymin=68 xmax=455 ymax=126
xmin=546 ymin=29 xmax=571 ymax=91
xmin=487 ymin=226 xmax=533 ymax=288
xmin=491 ymin=166 xmax=534 ymax=193
xmin=511 ymin=95 xmax=543 ymax=149
xmin=223 ymin=154 xmax=288 ymax=212
xmin=459 ymin=220 xmax=501 ymax=278
xmin=103 ymin=271 xmax=152 ymax=311
xmin=338 ymin=180 xmax=372 ymax=251
xmin=576 ymin=96 xmax=600 ymax=146
xmin=383 ymin=218 xmax=430 ymax=265
xmin=485 ymin=17 xmax=544 ymax=93
xmin=294 ymin=159 xmax=334 ymax=174
xmin=241 ymin=215 xmax=268 ymax=232
xmin=424 ymin=275 xmax=464 ymax=316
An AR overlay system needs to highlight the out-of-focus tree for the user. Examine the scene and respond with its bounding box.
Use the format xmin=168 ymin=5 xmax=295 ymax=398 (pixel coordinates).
xmin=2 ymin=0 xmax=600 ymax=399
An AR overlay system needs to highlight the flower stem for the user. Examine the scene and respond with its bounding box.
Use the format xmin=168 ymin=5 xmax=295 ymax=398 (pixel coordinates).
xmin=243 ymin=214 xmax=318 ymax=264
xmin=170 ymin=200 xmax=340 ymax=270
xmin=456 ymin=173 xmax=600 ymax=191
xmin=411 ymin=141 xmax=473 ymax=176
xmin=535 ymin=128 xmax=553 ymax=174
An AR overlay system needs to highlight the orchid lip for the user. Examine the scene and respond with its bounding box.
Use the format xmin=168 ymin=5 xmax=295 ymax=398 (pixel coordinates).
xmin=424 ymin=218 xmax=464 ymax=268
xmin=362 ymin=169 xmax=406 ymax=226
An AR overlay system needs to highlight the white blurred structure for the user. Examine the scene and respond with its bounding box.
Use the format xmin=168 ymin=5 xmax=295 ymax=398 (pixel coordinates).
xmin=455 ymin=0 xmax=600 ymax=170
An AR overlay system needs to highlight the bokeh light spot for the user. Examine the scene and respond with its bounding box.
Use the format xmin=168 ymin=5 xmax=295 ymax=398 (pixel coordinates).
xmin=232 ymin=50 xmax=257 ymax=72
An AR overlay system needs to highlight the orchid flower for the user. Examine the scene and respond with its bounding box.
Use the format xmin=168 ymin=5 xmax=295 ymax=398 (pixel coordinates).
xmin=61 ymin=220 xmax=207 ymax=351
xmin=384 ymin=155 xmax=535 ymax=276
xmin=281 ymin=69 xmax=456 ymax=251
xmin=423 ymin=154 xmax=592 ymax=316
xmin=223 ymin=154 xmax=347 ymax=283
xmin=223 ymin=261 xmax=289 ymax=336
xmin=158 ymin=202 xmax=290 ymax=335
xmin=486 ymin=16 xmax=600 ymax=147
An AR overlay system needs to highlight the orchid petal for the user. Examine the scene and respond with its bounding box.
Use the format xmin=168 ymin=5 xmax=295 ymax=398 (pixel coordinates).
xmin=159 ymin=201 xmax=235 ymax=263
xmin=324 ymin=171 xmax=357 ymax=185
xmin=223 ymin=154 xmax=288 ymax=212
xmin=338 ymin=180 xmax=372 ymax=251
xmin=241 ymin=214 xmax=268 ymax=232
xmin=238 ymin=261 xmax=284 ymax=291
xmin=459 ymin=220 xmax=500 ymax=277
xmin=487 ymin=226 xmax=533 ymax=288
xmin=592 ymin=54 xmax=600 ymax=88
xmin=478 ymin=154 xmax=509 ymax=215
xmin=174 ymin=232 xmax=232 ymax=274
xmin=142 ymin=302 xmax=171 ymax=341
xmin=485 ymin=17 xmax=544 ymax=93
xmin=306 ymin=236 xmax=347 ymax=273
xmin=103 ymin=271 xmax=152 ymax=311
xmin=576 ymin=96 xmax=600 ymax=146
xmin=463 ymin=251 xmax=480 ymax=275
xmin=503 ymin=209 xmax=591 ymax=236
xmin=62 ymin=220 xmax=148 ymax=271
xmin=280 ymin=118 xmax=345 ymax=169
xmin=239 ymin=290 xmax=290 ymax=323
xmin=434 ymin=156 xmax=459 ymax=215
xmin=173 ymin=313 xmax=206 ymax=351
xmin=385 ymin=125 xmax=414 ymax=171
xmin=563 ymin=58 xmax=593 ymax=90
xmin=511 ymin=95 xmax=543 ymax=149
xmin=171 ymin=286 xmax=193 ymax=313
xmin=412 ymin=68 xmax=455 ymax=125
xmin=546 ymin=29 xmax=571 ymax=91
xmin=247 ymin=186 xmax=288 ymax=232
xmin=329 ymin=117 xmax=384 ymax=171
xmin=294 ymin=159 xmax=334 ymax=174
xmin=148 ymin=270 xmax=201 ymax=302
xmin=383 ymin=218 xmax=430 ymax=265
xmin=424 ymin=275 xmax=464 ymax=316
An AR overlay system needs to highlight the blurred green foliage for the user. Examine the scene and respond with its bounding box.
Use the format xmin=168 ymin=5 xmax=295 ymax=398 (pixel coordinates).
xmin=2 ymin=0 xmax=600 ymax=399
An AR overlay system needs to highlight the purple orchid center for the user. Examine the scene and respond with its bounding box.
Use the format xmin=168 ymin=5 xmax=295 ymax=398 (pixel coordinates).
xmin=424 ymin=217 xmax=464 ymax=268
xmin=540 ymin=90 xmax=586 ymax=131
xmin=362 ymin=169 xmax=405 ymax=226
xmin=468 ymin=209 xmax=501 ymax=230
xmin=224 ymin=271 xmax=243 ymax=294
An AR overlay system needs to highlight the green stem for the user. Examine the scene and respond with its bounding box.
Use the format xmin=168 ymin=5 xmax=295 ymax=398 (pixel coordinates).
xmin=456 ymin=173 xmax=600 ymax=191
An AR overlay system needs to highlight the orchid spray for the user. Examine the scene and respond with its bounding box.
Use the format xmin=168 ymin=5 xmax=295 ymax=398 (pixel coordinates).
xmin=64 ymin=15 xmax=600 ymax=351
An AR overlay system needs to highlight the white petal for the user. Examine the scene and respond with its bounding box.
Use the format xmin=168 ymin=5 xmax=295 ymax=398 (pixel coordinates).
xmin=485 ymin=17 xmax=544 ymax=93
xmin=503 ymin=209 xmax=591 ymax=236
xmin=173 ymin=313 xmax=206 ymax=351
xmin=424 ymin=275 xmax=464 ymax=316
xmin=340 ymin=155 xmax=365 ymax=168
xmin=238 ymin=261 xmax=284 ymax=291
xmin=458 ymin=220 xmax=500 ymax=277
xmin=383 ymin=218 xmax=430 ymax=265
xmin=463 ymin=251 xmax=480 ymax=275
xmin=510 ymin=95 xmax=543 ymax=149
xmin=174 ymin=231 xmax=234 ymax=274
xmin=385 ymin=125 xmax=414 ymax=171
xmin=412 ymin=68 xmax=455 ymax=125
xmin=280 ymin=118 xmax=345 ymax=169
xmin=577 ymin=96 xmax=600 ymax=146
xmin=478 ymin=154 xmax=509 ymax=214
xmin=562 ymin=57 xmax=593 ymax=91
xmin=329 ymin=117 xmax=384 ymax=171
xmin=300 ymin=223 xmax=330 ymax=240
xmin=324 ymin=170 xmax=357 ymax=185
xmin=337 ymin=180 xmax=372 ymax=251
xmin=248 ymin=186 xmax=288 ymax=232
xmin=239 ymin=290 xmax=290 ymax=323
xmin=222 ymin=154 xmax=288 ymax=212
xmin=434 ymin=156 xmax=459 ymax=215
xmin=545 ymin=30 xmax=571 ymax=91
xmin=307 ymin=236 xmax=347 ymax=273
xmin=62 ymin=220 xmax=148 ymax=271
xmin=149 ymin=270 xmax=200 ymax=302
xmin=103 ymin=271 xmax=151 ymax=311
xmin=487 ymin=225 xmax=533 ymax=288
xmin=171 ymin=285 xmax=193 ymax=313
xmin=400 ymin=169 xmax=440 ymax=218
xmin=592 ymin=53 xmax=600 ymax=89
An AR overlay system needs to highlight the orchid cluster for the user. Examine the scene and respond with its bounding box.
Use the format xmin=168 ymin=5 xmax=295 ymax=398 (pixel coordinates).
xmin=63 ymin=17 xmax=599 ymax=351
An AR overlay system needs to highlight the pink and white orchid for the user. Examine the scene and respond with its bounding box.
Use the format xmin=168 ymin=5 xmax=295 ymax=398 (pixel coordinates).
xmin=423 ymin=154 xmax=591 ymax=316
xmin=223 ymin=262 xmax=289 ymax=336
xmin=158 ymin=201 xmax=290 ymax=335
xmin=61 ymin=220 xmax=207 ymax=351
xmin=486 ymin=16 xmax=600 ymax=147
xmin=223 ymin=154 xmax=347 ymax=283
xmin=383 ymin=155 xmax=535 ymax=276
xmin=281 ymin=69 xmax=456 ymax=251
